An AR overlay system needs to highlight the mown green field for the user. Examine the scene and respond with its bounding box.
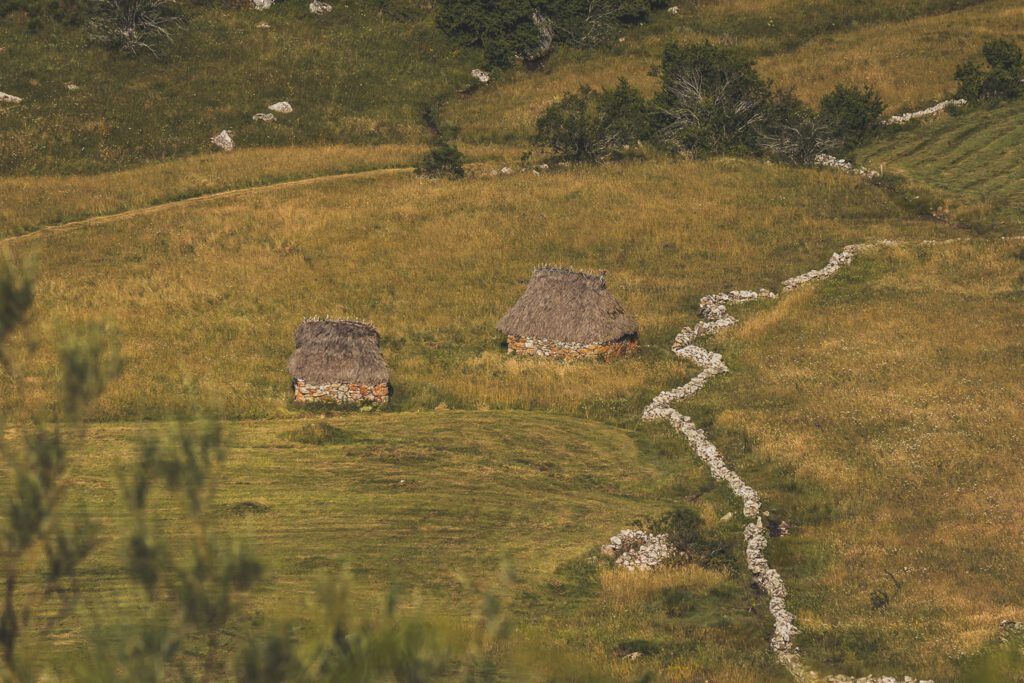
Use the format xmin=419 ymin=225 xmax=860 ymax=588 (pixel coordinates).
xmin=3 ymin=411 xmax=788 ymax=681
xmin=863 ymin=99 xmax=1024 ymax=230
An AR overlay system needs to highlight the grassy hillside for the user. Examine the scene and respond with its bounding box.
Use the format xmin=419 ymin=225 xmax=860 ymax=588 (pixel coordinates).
xmin=3 ymin=0 xmax=1018 ymax=173
xmin=0 ymin=2 xmax=475 ymax=174
xmin=4 ymin=411 xmax=788 ymax=680
xmin=680 ymin=238 xmax=1024 ymax=679
xmin=757 ymin=0 xmax=1024 ymax=110
xmin=1 ymin=159 xmax=949 ymax=422
xmin=861 ymin=100 xmax=1024 ymax=230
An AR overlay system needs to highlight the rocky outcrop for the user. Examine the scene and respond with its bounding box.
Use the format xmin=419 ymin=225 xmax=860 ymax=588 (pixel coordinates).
xmin=601 ymin=529 xmax=675 ymax=570
xmin=211 ymin=130 xmax=234 ymax=151
xmin=309 ymin=0 xmax=331 ymax=14
xmin=0 ymin=92 xmax=22 ymax=104
xmin=252 ymin=112 xmax=275 ymax=122
xmin=268 ymin=101 xmax=293 ymax=114
xmin=252 ymin=0 xmax=273 ymax=9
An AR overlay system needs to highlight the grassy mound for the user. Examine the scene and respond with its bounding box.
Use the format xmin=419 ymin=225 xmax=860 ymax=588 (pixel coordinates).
xmin=684 ymin=238 xmax=1024 ymax=679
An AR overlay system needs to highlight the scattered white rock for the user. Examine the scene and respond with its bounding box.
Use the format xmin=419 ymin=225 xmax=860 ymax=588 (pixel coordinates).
xmin=471 ymin=68 xmax=490 ymax=84
xmin=211 ymin=130 xmax=234 ymax=151
xmin=309 ymin=0 xmax=331 ymax=14
xmin=252 ymin=112 xmax=275 ymax=122
xmin=65 ymin=83 xmax=79 ymax=91
xmin=256 ymin=21 xmax=271 ymax=28
xmin=667 ymin=5 xmax=679 ymax=14
xmin=268 ymin=101 xmax=292 ymax=114
xmin=814 ymin=154 xmax=879 ymax=178
xmin=252 ymin=0 xmax=273 ymax=9
xmin=601 ymin=529 xmax=675 ymax=571
xmin=622 ymin=652 xmax=643 ymax=662
xmin=0 ymin=92 xmax=22 ymax=104
xmin=884 ymin=98 xmax=967 ymax=126
xmin=500 ymin=166 xmax=513 ymax=175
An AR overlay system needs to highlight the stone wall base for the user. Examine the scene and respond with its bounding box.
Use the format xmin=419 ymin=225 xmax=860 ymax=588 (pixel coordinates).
xmin=506 ymin=335 xmax=637 ymax=360
xmin=293 ymin=379 xmax=389 ymax=405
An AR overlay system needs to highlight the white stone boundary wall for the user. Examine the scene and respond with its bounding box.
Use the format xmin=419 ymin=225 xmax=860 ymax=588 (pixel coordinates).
xmin=884 ymin=99 xmax=967 ymax=126
xmin=636 ymin=238 xmax=1024 ymax=681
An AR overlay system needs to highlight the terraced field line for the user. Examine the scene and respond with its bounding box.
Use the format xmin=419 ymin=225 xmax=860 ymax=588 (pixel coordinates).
xmin=644 ymin=235 xmax=1021 ymax=682
xmin=2 ymin=166 xmax=414 ymax=246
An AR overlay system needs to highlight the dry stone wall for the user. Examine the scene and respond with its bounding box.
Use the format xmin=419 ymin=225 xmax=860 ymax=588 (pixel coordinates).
xmin=636 ymin=243 xmax=989 ymax=682
xmin=506 ymin=335 xmax=637 ymax=360
xmin=293 ymin=379 xmax=388 ymax=405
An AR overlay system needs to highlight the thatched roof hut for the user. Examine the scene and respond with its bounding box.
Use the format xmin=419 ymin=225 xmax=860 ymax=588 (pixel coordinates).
xmin=497 ymin=266 xmax=638 ymax=345
xmin=288 ymin=319 xmax=389 ymax=388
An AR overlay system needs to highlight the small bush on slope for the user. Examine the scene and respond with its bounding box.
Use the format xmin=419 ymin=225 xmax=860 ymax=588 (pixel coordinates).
xmin=534 ymin=79 xmax=653 ymax=162
xmin=415 ymin=139 xmax=467 ymax=179
xmin=818 ymin=84 xmax=885 ymax=155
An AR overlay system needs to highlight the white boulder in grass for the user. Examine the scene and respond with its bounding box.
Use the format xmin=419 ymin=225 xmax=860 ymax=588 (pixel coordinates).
xmin=252 ymin=0 xmax=273 ymax=9
xmin=309 ymin=0 xmax=331 ymax=14
xmin=268 ymin=101 xmax=292 ymax=114
xmin=211 ymin=130 xmax=234 ymax=151
xmin=252 ymin=112 xmax=276 ymax=122
xmin=471 ymin=68 xmax=490 ymax=84
xmin=0 ymin=92 xmax=22 ymax=104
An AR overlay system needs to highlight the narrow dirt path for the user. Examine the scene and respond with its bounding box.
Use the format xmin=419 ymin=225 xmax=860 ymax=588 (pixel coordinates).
xmin=2 ymin=166 xmax=414 ymax=247
xmin=645 ymin=235 xmax=1022 ymax=683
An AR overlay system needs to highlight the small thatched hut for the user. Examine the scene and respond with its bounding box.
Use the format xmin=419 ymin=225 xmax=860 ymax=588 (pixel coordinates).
xmin=288 ymin=319 xmax=390 ymax=405
xmin=497 ymin=266 xmax=639 ymax=360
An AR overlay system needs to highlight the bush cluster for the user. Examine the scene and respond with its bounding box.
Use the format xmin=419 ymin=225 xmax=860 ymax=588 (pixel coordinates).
xmin=956 ymin=39 xmax=1024 ymax=102
xmin=436 ymin=0 xmax=668 ymax=67
xmin=415 ymin=139 xmax=466 ymax=179
xmin=535 ymin=42 xmax=883 ymax=165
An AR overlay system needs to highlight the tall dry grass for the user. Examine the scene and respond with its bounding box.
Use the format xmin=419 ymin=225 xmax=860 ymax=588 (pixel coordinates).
xmin=0 ymin=143 xmax=514 ymax=237
xmin=690 ymin=239 xmax=1024 ymax=678
xmin=1 ymin=159 xmax=948 ymax=422
xmin=757 ymin=0 xmax=1024 ymax=110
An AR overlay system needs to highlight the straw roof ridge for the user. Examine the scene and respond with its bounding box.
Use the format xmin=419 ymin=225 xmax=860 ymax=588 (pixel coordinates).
xmin=288 ymin=318 xmax=389 ymax=386
xmin=498 ymin=266 xmax=638 ymax=344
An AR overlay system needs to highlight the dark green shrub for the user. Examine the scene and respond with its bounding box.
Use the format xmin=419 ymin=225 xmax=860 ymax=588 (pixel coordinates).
xmin=956 ymin=39 xmax=1024 ymax=101
xmin=654 ymin=42 xmax=773 ymax=155
xmin=818 ymin=84 xmax=884 ymax=153
xmin=435 ymin=0 xmax=537 ymax=67
xmin=415 ymin=140 xmax=466 ymax=179
xmin=757 ymin=90 xmax=839 ymax=164
xmin=535 ymin=80 xmax=653 ymax=162
xmin=437 ymin=0 xmax=669 ymax=63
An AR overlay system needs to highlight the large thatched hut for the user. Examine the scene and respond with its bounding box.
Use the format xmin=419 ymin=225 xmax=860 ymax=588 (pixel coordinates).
xmin=288 ymin=319 xmax=390 ymax=405
xmin=497 ymin=266 xmax=639 ymax=360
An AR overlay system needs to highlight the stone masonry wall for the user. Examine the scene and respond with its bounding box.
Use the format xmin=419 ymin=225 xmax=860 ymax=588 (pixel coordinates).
xmin=506 ymin=335 xmax=637 ymax=360
xmin=293 ymin=379 xmax=389 ymax=405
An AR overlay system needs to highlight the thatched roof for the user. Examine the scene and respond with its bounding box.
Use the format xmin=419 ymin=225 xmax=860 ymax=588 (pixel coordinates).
xmin=288 ymin=319 xmax=389 ymax=385
xmin=497 ymin=266 xmax=639 ymax=344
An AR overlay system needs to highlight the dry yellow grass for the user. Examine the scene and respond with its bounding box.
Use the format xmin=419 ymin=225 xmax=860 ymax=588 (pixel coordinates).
xmin=1 ymin=158 xmax=948 ymax=421
xmin=0 ymin=143 xmax=516 ymax=237
xmin=693 ymin=239 xmax=1024 ymax=678
xmin=758 ymin=0 xmax=1024 ymax=110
